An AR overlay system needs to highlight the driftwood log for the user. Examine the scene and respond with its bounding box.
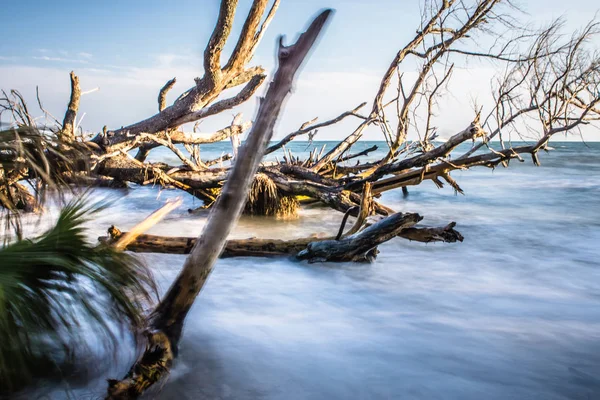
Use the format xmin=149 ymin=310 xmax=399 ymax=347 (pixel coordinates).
xmin=101 ymin=217 xmax=463 ymax=258
xmin=105 ymin=9 xmax=334 ymax=399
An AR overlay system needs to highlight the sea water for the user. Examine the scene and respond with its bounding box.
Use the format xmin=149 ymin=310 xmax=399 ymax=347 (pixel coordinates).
xmin=20 ymin=141 xmax=600 ymax=399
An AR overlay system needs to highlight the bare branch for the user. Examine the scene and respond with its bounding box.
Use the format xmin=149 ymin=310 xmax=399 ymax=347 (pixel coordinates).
xmin=265 ymin=102 xmax=367 ymax=154
xmin=106 ymin=10 xmax=334 ymax=398
xmin=59 ymin=71 xmax=80 ymax=143
xmin=346 ymin=117 xmax=485 ymax=191
xmin=172 ymin=73 xmax=266 ymax=127
xmin=169 ymin=121 xmax=252 ymax=145
xmin=224 ymin=66 xmax=265 ymax=89
xmin=204 ymin=0 xmax=239 ymax=89
xmin=158 ymin=77 xmax=176 ymax=112
xmin=224 ymin=0 xmax=271 ymax=72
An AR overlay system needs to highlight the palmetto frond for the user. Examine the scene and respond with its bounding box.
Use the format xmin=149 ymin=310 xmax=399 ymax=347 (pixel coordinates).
xmin=0 ymin=197 xmax=157 ymax=393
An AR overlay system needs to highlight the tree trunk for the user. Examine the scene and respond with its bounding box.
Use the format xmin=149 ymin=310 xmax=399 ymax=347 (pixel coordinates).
xmin=101 ymin=218 xmax=463 ymax=258
xmin=105 ymin=10 xmax=333 ymax=399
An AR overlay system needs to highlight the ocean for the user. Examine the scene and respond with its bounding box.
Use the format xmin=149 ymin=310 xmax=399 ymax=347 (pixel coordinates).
xmin=21 ymin=140 xmax=600 ymax=399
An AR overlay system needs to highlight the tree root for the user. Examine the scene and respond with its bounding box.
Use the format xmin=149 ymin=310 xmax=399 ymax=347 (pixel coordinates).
xmin=244 ymin=173 xmax=299 ymax=218
xmin=106 ymin=331 xmax=173 ymax=400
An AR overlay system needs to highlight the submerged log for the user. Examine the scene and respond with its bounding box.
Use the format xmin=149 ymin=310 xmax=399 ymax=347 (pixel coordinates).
xmin=103 ymin=226 xmax=314 ymax=257
xmin=399 ymin=222 xmax=464 ymax=243
xmin=297 ymin=212 xmax=422 ymax=262
xmin=101 ymin=215 xmax=461 ymax=260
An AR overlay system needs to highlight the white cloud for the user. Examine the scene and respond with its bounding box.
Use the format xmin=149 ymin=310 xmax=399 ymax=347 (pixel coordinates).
xmin=154 ymin=53 xmax=200 ymax=69
xmin=32 ymin=49 xmax=94 ymax=64
xmin=33 ymin=56 xmax=89 ymax=64
xmin=80 ymin=67 xmax=111 ymax=74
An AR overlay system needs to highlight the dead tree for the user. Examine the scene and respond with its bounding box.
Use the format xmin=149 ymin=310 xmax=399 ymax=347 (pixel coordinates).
xmin=93 ymin=1 xmax=598 ymax=220
xmin=2 ymin=0 xmax=600 ymax=258
xmin=105 ymin=10 xmax=334 ymax=399
xmin=1 ymin=1 xmax=598 ymax=396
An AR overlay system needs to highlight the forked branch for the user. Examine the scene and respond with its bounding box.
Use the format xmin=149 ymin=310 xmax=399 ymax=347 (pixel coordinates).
xmin=105 ymin=9 xmax=333 ymax=399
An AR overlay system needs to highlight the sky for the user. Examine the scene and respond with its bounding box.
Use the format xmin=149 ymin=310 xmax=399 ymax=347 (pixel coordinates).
xmin=1 ymin=0 xmax=599 ymax=141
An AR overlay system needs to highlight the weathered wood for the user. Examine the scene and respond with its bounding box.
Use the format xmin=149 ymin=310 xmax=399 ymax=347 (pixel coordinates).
xmin=105 ymin=10 xmax=333 ymax=399
xmin=264 ymin=103 xmax=367 ymax=155
xmin=312 ymin=120 xmax=370 ymax=171
xmin=297 ymin=212 xmax=422 ymax=262
xmin=399 ymin=222 xmax=464 ymax=243
xmin=158 ymin=78 xmax=176 ymax=112
xmin=58 ymin=71 xmax=80 ymax=144
xmin=369 ymin=142 xmax=555 ymax=194
xmin=92 ymin=0 xmax=275 ymax=150
xmin=338 ymin=145 xmax=378 ymax=162
xmin=264 ymin=167 xmax=393 ymax=216
xmin=103 ymin=226 xmax=315 ymax=257
xmin=345 ymin=118 xmax=485 ymax=191
xmin=62 ymin=172 xmax=129 ymax=188
xmin=343 ymin=182 xmax=373 ymax=236
xmin=101 ymin=217 xmax=462 ymax=259
xmin=113 ymin=198 xmax=183 ymax=251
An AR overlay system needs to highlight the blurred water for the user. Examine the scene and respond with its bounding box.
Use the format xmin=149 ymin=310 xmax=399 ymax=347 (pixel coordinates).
xmin=24 ymin=141 xmax=600 ymax=399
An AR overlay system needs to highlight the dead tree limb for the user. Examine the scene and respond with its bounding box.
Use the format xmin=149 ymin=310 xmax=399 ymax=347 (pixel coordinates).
xmin=158 ymin=78 xmax=176 ymax=112
xmin=204 ymin=0 xmax=239 ymax=90
xmin=265 ymin=102 xmax=367 ymax=154
xmin=343 ymin=182 xmax=373 ymax=237
xmin=168 ymin=121 xmax=252 ymax=145
xmin=133 ymin=120 xmax=251 ymax=163
xmin=58 ymin=71 xmax=80 ymax=143
xmin=92 ymin=0 xmax=276 ymax=150
xmin=169 ymin=73 xmax=266 ymax=127
xmin=297 ymin=212 xmax=422 ymax=262
xmin=101 ymin=217 xmax=463 ymax=257
xmin=113 ymin=198 xmax=183 ymax=251
xmin=345 ymin=117 xmax=485 ymax=191
xmin=338 ymin=145 xmax=378 ymax=162
xmin=105 ymin=9 xmax=333 ymax=399
xmin=312 ymin=120 xmax=371 ymax=171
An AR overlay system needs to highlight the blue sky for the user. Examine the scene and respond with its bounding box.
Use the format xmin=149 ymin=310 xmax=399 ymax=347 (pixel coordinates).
xmin=1 ymin=0 xmax=599 ymax=141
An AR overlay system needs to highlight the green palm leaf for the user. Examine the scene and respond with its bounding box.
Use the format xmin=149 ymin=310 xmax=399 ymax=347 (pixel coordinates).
xmin=0 ymin=196 xmax=157 ymax=394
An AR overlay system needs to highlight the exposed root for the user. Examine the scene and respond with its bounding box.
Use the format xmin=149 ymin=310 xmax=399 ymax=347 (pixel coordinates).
xmin=106 ymin=331 xmax=173 ymax=400
xmin=245 ymin=173 xmax=278 ymax=215
xmin=276 ymin=195 xmax=299 ymax=219
xmin=0 ymin=183 xmax=42 ymax=214
xmin=244 ymin=173 xmax=299 ymax=218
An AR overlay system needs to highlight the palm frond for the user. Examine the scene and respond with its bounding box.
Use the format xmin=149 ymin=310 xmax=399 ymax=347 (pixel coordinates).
xmin=0 ymin=196 xmax=157 ymax=394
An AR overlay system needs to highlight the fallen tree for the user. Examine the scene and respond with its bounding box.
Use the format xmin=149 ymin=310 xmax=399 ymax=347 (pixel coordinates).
xmin=103 ymin=211 xmax=426 ymax=263
xmin=102 ymin=215 xmax=463 ymax=259
xmin=104 ymin=10 xmax=335 ymax=398
xmin=3 ymin=0 xmax=598 ymax=231
xmin=1 ymin=0 xmax=600 ymax=396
